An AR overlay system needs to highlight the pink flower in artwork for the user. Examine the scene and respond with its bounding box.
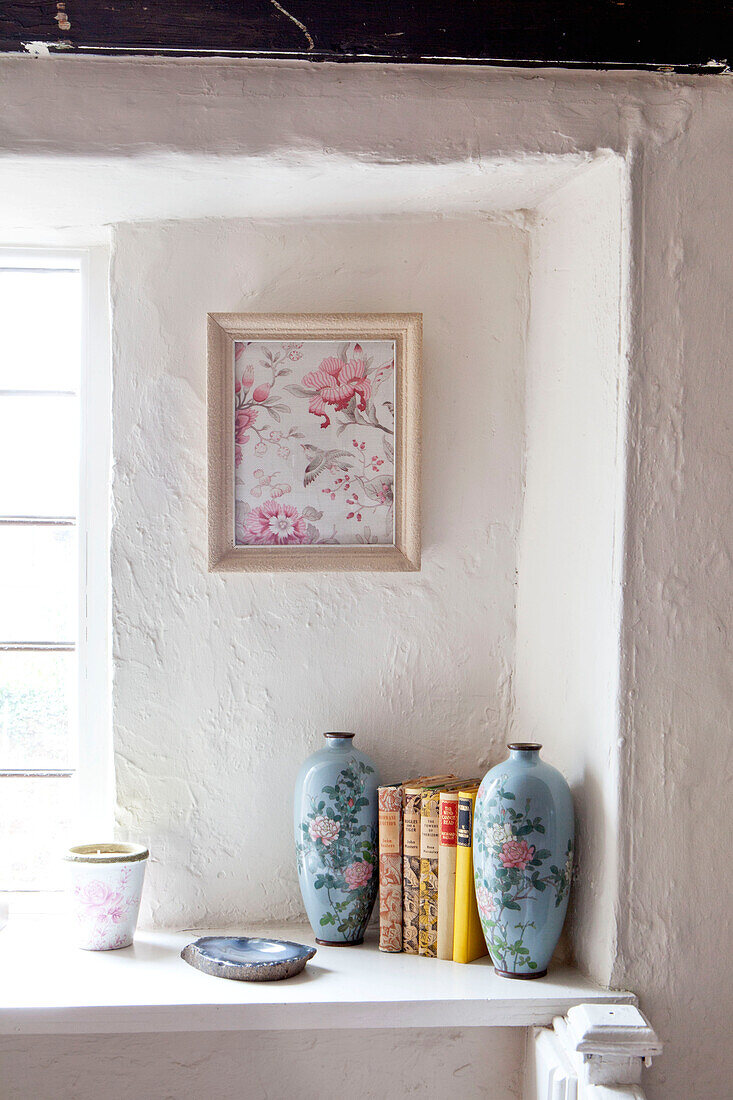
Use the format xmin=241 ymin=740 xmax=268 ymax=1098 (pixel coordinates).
xmin=500 ymin=839 xmax=535 ymax=870
xmin=254 ymin=441 xmax=267 ymax=456
xmin=301 ymin=353 xmax=372 ymax=428
xmin=309 ymin=815 xmax=341 ymax=846
xmin=235 ymin=345 xmax=255 ymax=396
xmin=245 ymin=500 xmax=308 ymax=545
xmin=476 ymin=885 xmax=496 ymax=916
xmin=235 ymin=405 xmax=258 ymax=443
xmin=74 ymin=880 xmax=122 ymax=911
xmin=252 ymin=383 xmax=271 ymax=403
xmin=283 ymin=342 xmax=303 ymax=361
xmin=343 ymin=861 xmax=373 ymax=891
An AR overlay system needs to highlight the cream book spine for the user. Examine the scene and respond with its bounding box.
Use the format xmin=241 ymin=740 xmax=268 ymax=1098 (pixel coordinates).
xmin=437 ymin=790 xmax=459 ymax=960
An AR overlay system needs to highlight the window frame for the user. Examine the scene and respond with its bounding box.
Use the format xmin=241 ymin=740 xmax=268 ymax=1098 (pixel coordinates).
xmin=0 ymin=246 xmax=112 ymax=892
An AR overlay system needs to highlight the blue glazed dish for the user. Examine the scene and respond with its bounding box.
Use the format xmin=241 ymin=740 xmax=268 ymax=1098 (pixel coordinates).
xmin=180 ymin=936 xmax=316 ymax=981
xmin=294 ymin=732 xmax=379 ymax=946
xmin=473 ymin=743 xmax=574 ymax=979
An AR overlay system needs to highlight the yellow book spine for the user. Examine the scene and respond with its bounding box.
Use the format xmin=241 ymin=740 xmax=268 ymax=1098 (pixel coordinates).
xmin=452 ymin=788 xmax=489 ymax=964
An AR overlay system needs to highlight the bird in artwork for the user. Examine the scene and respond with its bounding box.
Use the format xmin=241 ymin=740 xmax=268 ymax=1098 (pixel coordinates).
xmin=301 ymin=444 xmax=355 ymax=486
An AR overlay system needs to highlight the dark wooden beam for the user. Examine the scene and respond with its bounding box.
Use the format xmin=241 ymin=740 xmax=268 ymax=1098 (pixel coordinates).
xmin=0 ymin=1 xmax=729 ymax=73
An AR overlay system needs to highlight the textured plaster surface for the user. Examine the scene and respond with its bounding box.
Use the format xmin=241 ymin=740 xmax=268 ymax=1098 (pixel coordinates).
xmin=514 ymin=153 xmax=628 ymax=985
xmin=0 ymin=56 xmax=730 ymax=1100
xmin=0 ymin=1027 xmax=524 ymax=1100
xmin=109 ymin=215 xmax=528 ymax=930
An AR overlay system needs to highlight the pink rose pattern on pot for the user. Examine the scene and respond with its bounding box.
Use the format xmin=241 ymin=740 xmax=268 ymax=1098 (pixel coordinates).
xmin=233 ymin=340 xmax=395 ymax=547
xmin=71 ymin=865 xmax=142 ymax=950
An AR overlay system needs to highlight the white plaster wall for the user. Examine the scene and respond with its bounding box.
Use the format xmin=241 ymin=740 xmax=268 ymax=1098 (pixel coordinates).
xmin=0 ymin=56 xmax=731 ymax=1100
xmin=0 ymin=1027 xmax=524 ymax=1100
xmin=110 ymin=215 xmax=528 ymax=929
xmin=513 ymin=154 xmax=628 ymax=984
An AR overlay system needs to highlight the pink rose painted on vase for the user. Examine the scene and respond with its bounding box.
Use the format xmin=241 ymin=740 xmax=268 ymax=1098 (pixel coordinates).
xmin=308 ymin=815 xmax=341 ymax=846
xmin=245 ymin=500 xmax=308 ymax=545
xmin=343 ymin=860 xmax=373 ymax=891
xmin=499 ymin=838 xmax=536 ymax=870
xmin=476 ymin=885 xmax=496 ymax=916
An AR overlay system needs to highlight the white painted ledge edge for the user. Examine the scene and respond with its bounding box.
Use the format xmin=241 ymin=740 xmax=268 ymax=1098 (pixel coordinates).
xmin=0 ymin=919 xmax=635 ymax=1035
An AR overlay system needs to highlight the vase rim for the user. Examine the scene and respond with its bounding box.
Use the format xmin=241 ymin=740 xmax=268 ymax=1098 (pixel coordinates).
xmin=507 ymin=742 xmax=542 ymax=752
xmin=323 ymin=731 xmax=355 ymax=739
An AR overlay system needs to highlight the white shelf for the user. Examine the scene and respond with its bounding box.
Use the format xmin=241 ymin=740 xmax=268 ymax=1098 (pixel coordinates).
xmin=0 ymin=918 xmax=635 ymax=1035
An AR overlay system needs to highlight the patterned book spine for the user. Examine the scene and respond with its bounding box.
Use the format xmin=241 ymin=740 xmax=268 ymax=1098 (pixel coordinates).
xmin=402 ymin=787 xmax=422 ymax=954
xmin=418 ymin=788 xmax=442 ymax=957
xmin=437 ymin=790 xmax=459 ymax=960
xmin=378 ymin=784 xmax=403 ymax=952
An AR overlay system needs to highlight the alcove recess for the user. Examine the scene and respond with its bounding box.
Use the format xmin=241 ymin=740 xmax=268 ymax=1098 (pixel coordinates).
xmin=0 ymin=147 xmax=628 ymax=989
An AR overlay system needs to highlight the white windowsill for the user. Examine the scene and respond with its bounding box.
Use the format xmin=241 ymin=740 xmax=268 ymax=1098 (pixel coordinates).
xmin=0 ymin=916 xmax=634 ymax=1035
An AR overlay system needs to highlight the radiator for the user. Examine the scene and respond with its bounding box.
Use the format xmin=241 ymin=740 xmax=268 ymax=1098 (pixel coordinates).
xmin=525 ymin=1004 xmax=661 ymax=1100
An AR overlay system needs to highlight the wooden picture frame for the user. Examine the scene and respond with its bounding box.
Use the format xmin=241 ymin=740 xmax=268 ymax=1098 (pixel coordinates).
xmin=207 ymin=312 xmax=421 ymax=572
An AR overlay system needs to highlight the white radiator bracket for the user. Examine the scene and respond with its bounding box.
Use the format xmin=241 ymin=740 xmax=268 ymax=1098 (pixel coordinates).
xmin=526 ymin=1003 xmax=662 ymax=1100
xmin=558 ymin=1004 xmax=662 ymax=1086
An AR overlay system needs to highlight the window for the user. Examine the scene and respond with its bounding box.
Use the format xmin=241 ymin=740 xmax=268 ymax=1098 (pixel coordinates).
xmin=0 ymin=251 xmax=110 ymax=891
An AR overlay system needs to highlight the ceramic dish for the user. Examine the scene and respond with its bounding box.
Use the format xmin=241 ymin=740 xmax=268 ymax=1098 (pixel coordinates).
xmin=181 ymin=935 xmax=317 ymax=981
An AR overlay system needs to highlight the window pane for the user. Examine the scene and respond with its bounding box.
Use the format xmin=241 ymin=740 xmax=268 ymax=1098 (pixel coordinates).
xmin=0 ymin=526 xmax=77 ymax=642
xmin=0 ymin=651 xmax=75 ymax=769
xmin=0 ymin=395 xmax=78 ymax=517
xmin=0 ymin=775 xmax=75 ymax=890
xmin=0 ymin=269 xmax=81 ymax=392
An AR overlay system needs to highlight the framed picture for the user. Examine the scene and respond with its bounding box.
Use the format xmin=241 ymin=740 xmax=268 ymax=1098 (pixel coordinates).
xmin=207 ymin=313 xmax=421 ymax=572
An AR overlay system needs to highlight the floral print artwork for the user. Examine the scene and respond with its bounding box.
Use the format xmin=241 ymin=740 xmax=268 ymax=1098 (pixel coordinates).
xmin=474 ymin=775 xmax=573 ymax=973
xmin=233 ymin=340 xmax=396 ymax=547
xmin=296 ymin=759 xmax=378 ymax=940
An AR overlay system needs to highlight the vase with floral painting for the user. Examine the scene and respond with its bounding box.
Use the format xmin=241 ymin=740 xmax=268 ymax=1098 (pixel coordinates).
xmin=473 ymin=743 xmax=574 ymax=979
xmin=294 ymin=732 xmax=379 ymax=945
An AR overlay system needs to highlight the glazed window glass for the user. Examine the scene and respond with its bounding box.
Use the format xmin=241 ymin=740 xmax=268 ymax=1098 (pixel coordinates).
xmin=0 ymin=256 xmax=110 ymax=891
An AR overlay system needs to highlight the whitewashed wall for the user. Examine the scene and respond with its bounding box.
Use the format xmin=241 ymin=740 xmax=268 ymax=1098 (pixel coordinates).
xmin=0 ymin=56 xmax=731 ymax=1100
xmin=514 ymin=154 xmax=628 ymax=984
xmin=0 ymin=1027 xmax=524 ymax=1100
xmin=109 ymin=215 xmax=528 ymax=929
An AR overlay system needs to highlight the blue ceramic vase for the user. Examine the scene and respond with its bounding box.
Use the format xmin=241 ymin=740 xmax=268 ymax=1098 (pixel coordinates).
xmin=473 ymin=743 xmax=574 ymax=978
xmin=294 ymin=732 xmax=379 ymax=946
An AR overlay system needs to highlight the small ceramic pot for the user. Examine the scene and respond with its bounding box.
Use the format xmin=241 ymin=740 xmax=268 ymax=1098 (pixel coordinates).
xmin=64 ymin=843 xmax=149 ymax=951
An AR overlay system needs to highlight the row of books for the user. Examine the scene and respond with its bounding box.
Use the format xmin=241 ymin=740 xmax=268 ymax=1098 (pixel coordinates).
xmin=377 ymin=775 xmax=488 ymax=962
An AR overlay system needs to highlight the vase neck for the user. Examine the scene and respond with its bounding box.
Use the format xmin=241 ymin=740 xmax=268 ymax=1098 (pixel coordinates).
xmin=323 ymin=732 xmax=355 ymax=750
xmin=507 ymin=742 xmax=542 ymax=765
